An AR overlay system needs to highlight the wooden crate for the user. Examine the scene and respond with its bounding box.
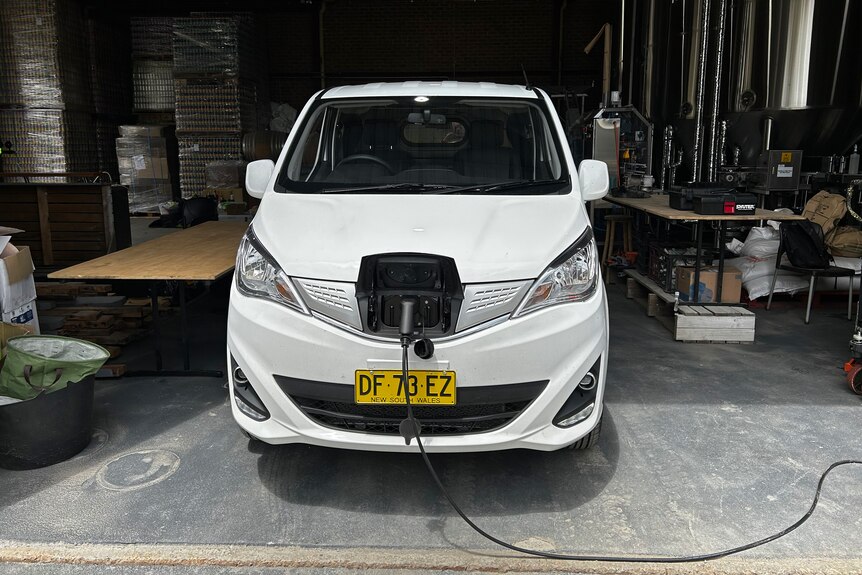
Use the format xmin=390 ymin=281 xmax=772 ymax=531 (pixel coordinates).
xmin=0 ymin=183 xmax=117 ymax=267
xmin=675 ymin=305 xmax=755 ymax=343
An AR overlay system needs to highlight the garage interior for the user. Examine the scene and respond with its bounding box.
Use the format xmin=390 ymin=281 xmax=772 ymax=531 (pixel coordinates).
xmin=1 ymin=0 xmax=861 ymax=573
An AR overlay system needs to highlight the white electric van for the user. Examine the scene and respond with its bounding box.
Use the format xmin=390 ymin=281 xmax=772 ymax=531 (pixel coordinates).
xmin=227 ymin=81 xmax=609 ymax=452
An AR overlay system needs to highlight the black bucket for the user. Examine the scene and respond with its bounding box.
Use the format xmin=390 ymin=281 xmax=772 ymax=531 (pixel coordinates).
xmin=0 ymin=376 xmax=94 ymax=470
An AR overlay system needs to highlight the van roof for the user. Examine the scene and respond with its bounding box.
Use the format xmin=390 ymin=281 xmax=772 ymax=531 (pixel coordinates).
xmin=321 ymin=81 xmax=539 ymax=100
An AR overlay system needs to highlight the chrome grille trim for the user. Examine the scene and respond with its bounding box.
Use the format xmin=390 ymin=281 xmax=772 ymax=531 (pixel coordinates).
xmin=456 ymin=280 xmax=532 ymax=332
xmin=294 ymin=278 xmax=362 ymax=330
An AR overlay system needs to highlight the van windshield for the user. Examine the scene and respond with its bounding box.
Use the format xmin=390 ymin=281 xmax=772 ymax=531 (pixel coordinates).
xmin=275 ymin=97 xmax=570 ymax=195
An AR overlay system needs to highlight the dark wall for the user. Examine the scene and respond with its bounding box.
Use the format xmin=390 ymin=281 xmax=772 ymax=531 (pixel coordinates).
xmin=79 ymin=0 xmax=618 ymax=109
xmin=263 ymin=0 xmax=618 ymax=108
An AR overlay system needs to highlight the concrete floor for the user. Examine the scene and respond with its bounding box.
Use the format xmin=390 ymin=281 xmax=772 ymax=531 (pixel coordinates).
xmin=1 ymin=281 xmax=861 ymax=574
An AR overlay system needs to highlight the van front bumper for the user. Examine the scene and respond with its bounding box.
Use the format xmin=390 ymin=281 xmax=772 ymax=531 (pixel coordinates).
xmin=226 ymin=282 xmax=608 ymax=453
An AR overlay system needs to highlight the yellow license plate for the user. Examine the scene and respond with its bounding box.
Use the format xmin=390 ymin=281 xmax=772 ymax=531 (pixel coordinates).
xmin=355 ymin=370 xmax=456 ymax=405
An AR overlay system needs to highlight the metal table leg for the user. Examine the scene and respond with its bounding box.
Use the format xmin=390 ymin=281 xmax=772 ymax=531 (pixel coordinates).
xmin=716 ymin=221 xmax=727 ymax=303
xmin=693 ymin=221 xmax=703 ymax=304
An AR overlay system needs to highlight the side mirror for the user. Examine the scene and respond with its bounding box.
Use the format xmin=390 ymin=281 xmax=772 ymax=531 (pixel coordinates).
xmin=246 ymin=159 xmax=275 ymax=199
xmin=578 ymin=159 xmax=610 ymax=201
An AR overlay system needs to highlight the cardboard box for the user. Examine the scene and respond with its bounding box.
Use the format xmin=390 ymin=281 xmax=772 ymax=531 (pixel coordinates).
xmin=676 ymin=265 xmax=742 ymax=304
xmin=0 ymin=244 xmax=37 ymax=313
xmin=118 ymin=155 xmax=171 ymax=179
xmin=1 ymin=301 xmax=39 ymax=333
xmin=0 ymin=321 xmax=32 ymax=359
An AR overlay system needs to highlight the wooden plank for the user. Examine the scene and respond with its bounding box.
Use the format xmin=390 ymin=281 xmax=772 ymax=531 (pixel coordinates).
xmin=50 ymin=222 xmax=105 ymax=232
xmin=623 ymin=270 xmax=677 ymax=304
xmin=675 ymin=328 xmax=755 ymax=342
xmin=676 ymin=314 xmax=756 ymax=329
xmin=3 ymin=205 xmax=39 ymax=219
xmin=50 ymin=231 xmax=106 ymax=242
xmin=48 ymin=213 xmax=103 ymax=223
xmin=729 ymin=306 xmax=754 ymax=315
xmin=43 ymin=204 xmax=104 ymax=213
xmin=49 ymin=221 xmax=249 ymax=281
xmin=626 ymin=278 xmax=640 ymax=299
xmin=36 ymin=187 xmax=54 ymax=265
xmin=0 ymin=192 xmax=39 ymax=203
xmin=709 ymin=306 xmax=740 ymax=316
xmin=48 ymin=241 xmax=107 ymax=251
xmin=689 ymin=306 xmax=714 ymax=316
xmin=647 ymin=293 xmax=659 ymax=317
xmin=45 ymin=193 xmax=103 ymax=204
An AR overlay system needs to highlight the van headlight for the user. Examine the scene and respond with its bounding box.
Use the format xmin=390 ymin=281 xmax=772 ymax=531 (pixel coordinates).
xmin=236 ymin=228 xmax=308 ymax=314
xmin=513 ymin=228 xmax=598 ymax=317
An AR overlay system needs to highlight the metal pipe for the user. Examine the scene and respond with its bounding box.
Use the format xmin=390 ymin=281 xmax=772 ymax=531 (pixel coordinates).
xmin=706 ymin=0 xmax=728 ymax=181
xmin=717 ymin=119 xmax=727 ymax=169
xmin=661 ymin=125 xmax=674 ymax=190
xmin=685 ymin=0 xmax=702 ymax=117
xmin=726 ymin=0 xmax=735 ymax=111
xmin=644 ymin=0 xmax=656 ymax=116
xmin=619 ymin=0 xmax=626 ymax=95
xmin=691 ymin=0 xmax=711 ymax=182
xmin=680 ymin=0 xmax=687 ymax=111
xmin=763 ymin=116 xmax=774 ymax=153
xmin=830 ymin=0 xmax=850 ymax=105
xmin=585 ymin=23 xmax=613 ymax=107
xmin=766 ymin=0 xmax=772 ymax=106
xmin=628 ymin=0 xmax=637 ymax=105
xmin=671 ymin=147 xmax=684 ymax=187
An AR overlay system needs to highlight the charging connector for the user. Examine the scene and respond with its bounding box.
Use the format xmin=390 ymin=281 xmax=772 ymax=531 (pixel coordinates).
xmin=398 ymin=299 xmax=421 ymax=446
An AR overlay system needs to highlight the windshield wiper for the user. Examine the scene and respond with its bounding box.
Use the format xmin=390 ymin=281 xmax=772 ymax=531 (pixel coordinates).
xmin=321 ymin=183 xmax=455 ymax=194
xmin=430 ymin=179 xmax=565 ymax=195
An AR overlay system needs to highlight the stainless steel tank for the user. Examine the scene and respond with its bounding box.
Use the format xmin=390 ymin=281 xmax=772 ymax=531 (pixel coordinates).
xmin=722 ymin=0 xmax=861 ymax=164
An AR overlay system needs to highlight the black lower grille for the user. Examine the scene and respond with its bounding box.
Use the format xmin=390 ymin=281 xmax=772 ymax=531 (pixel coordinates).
xmin=274 ymin=375 xmax=547 ymax=436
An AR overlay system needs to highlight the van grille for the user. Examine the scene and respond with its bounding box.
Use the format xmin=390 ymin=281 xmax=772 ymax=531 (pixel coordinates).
xmin=274 ymin=376 xmax=546 ymax=436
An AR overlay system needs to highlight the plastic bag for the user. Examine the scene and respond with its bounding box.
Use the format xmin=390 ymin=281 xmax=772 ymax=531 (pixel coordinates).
xmin=0 ymin=336 xmax=109 ymax=401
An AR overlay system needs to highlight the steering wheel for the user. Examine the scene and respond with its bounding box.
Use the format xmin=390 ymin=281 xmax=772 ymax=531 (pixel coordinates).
xmin=336 ymin=154 xmax=396 ymax=174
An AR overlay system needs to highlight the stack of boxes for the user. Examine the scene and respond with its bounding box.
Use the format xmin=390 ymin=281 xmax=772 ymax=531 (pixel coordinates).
xmin=116 ymin=126 xmax=174 ymax=214
xmin=0 ymin=227 xmax=38 ymax=335
xmin=0 ymin=0 xmax=98 ymax=178
xmin=172 ymin=13 xmax=268 ymax=200
xmin=130 ymin=17 xmax=175 ymax=117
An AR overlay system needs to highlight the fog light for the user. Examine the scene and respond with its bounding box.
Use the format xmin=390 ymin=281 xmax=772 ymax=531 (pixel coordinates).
xmin=555 ymin=402 xmax=594 ymax=428
xmin=230 ymin=358 xmax=270 ymax=421
xmin=233 ymin=366 xmax=249 ymax=385
xmin=235 ymin=395 xmax=268 ymax=421
xmin=578 ymin=372 xmax=596 ymax=390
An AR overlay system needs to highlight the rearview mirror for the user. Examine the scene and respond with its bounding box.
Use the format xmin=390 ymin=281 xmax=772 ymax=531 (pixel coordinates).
xmin=246 ymin=159 xmax=275 ymax=199
xmin=406 ymin=111 xmax=447 ymax=125
xmin=578 ymin=159 xmax=609 ymax=201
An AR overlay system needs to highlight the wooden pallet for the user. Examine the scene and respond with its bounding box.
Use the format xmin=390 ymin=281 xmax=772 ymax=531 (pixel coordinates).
xmin=35 ymin=281 xmax=171 ymax=359
xmin=675 ymin=305 xmax=755 ymax=343
xmin=624 ymin=270 xmax=756 ymax=343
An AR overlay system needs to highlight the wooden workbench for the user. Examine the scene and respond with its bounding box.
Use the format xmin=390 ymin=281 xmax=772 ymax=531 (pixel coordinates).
xmin=605 ymin=194 xmax=805 ymax=222
xmin=604 ymin=194 xmax=804 ymax=342
xmin=48 ymin=220 xmax=248 ymax=282
xmin=47 ymin=220 xmax=249 ymax=377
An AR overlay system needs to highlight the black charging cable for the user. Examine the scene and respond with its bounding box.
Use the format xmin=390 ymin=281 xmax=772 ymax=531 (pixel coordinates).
xmin=396 ymin=300 xmax=862 ymax=562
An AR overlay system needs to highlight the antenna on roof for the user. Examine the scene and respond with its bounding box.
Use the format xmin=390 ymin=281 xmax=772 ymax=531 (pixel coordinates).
xmin=521 ymin=64 xmax=533 ymax=91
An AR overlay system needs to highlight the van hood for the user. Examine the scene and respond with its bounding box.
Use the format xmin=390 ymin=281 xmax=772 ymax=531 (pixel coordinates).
xmin=252 ymin=194 xmax=588 ymax=283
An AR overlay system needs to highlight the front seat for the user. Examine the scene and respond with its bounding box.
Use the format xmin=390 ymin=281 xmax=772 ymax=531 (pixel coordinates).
xmin=361 ymin=119 xmax=410 ymax=171
xmin=455 ymin=119 xmax=512 ymax=180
